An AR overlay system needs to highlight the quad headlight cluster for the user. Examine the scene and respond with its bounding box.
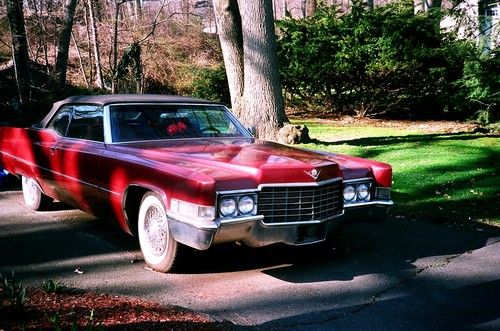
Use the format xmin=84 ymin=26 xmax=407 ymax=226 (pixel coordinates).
xmin=343 ymin=182 xmax=371 ymax=204
xmin=218 ymin=194 xmax=258 ymax=218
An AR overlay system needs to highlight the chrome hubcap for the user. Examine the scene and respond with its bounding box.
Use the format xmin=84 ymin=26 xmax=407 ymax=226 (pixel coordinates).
xmin=144 ymin=205 xmax=167 ymax=256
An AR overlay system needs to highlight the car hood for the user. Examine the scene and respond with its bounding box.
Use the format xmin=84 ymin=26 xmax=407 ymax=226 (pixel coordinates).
xmin=107 ymin=138 xmax=344 ymax=190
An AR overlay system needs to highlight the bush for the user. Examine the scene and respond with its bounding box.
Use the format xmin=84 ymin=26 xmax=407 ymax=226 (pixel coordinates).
xmin=190 ymin=65 xmax=231 ymax=105
xmin=457 ymin=48 xmax=500 ymax=124
xmin=276 ymin=1 xmax=486 ymax=119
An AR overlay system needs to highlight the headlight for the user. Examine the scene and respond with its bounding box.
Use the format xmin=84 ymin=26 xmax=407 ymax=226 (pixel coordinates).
xmin=218 ymin=193 xmax=258 ymax=218
xmin=219 ymin=198 xmax=237 ymax=217
xmin=343 ymin=185 xmax=356 ymax=202
xmin=357 ymin=183 xmax=370 ymax=200
xmin=238 ymin=195 xmax=255 ymax=214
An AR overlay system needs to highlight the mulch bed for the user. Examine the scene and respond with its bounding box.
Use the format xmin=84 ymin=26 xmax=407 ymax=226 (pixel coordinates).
xmin=1 ymin=288 xmax=231 ymax=330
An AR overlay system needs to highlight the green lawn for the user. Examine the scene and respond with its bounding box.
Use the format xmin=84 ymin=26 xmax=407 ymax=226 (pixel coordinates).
xmin=297 ymin=121 xmax=500 ymax=225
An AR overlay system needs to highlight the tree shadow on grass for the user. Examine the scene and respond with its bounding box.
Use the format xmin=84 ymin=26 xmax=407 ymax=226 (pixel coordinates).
xmin=309 ymin=132 xmax=500 ymax=223
xmin=309 ymin=132 xmax=500 ymax=149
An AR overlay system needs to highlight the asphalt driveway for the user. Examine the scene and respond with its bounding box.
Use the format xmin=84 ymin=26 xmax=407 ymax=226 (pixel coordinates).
xmin=0 ymin=188 xmax=499 ymax=330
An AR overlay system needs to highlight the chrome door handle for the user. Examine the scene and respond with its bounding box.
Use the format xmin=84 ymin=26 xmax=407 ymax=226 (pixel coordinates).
xmin=50 ymin=145 xmax=59 ymax=155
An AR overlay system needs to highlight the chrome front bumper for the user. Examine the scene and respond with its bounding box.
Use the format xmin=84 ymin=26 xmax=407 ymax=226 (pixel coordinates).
xmin=168 ymin=200 xmax=392 ymax=251
xmin=169 ymin=214 xmax=344 ymax=250
xmin=343 ymin=200 xmax=394 ymax=223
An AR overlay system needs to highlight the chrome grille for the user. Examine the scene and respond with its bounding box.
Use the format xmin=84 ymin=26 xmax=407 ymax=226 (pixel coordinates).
xmin=258 ymin=182 xmax=343 ymax=224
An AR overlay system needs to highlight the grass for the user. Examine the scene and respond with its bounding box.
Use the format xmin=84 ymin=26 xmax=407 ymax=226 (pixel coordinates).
xmin=297 ymin=121 xmax=500 ymax=225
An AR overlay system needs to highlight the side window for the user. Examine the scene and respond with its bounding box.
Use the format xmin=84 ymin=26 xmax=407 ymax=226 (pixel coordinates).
xmin=66 ymin=106 xmax=104 ymax=142
xmin=47 ymin=107 xmax=72 ymax=136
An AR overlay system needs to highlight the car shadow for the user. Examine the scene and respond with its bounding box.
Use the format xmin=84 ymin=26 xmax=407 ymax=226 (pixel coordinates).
xmin=1 ymin=190 xmax=498 ymax=285
xmin=172 ymin=216 xmax=500 ymax=283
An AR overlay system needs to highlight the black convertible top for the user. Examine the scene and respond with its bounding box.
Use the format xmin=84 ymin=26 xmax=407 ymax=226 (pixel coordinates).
xmin=39 ymin=94 xmax=221 ymax=128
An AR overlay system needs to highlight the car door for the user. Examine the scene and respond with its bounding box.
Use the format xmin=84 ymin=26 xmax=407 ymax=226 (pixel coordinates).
xmin=48 ymin=105 xmax=105 ymax=213
xmin=33 ymin=106 xmax=72 ymax=199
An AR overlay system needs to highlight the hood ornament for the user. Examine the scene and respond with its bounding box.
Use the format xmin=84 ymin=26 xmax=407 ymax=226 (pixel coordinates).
xmin=305 ymin=169 xmax=320 ymax=180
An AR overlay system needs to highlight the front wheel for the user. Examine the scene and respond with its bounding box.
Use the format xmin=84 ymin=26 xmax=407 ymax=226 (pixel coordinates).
xmin=138 ymin=192 xmax=178 ymax=272
xmin=21 ymin=176 xmax=53 ymax=211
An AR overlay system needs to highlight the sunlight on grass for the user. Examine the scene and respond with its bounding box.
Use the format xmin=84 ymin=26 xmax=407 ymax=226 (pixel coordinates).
xmin=302 ymin=122 xmax=424 ymax=142
xmin=298 ymin=125 xmax=500 ymax=224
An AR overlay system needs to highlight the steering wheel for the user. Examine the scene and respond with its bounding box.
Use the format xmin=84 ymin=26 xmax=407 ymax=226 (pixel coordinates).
xmin=200 ymin=127 xmax=221 ymax=136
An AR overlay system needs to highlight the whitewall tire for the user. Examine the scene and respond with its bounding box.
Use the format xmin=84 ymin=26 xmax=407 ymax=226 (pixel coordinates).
xmin=21 ymin=176 xmax=52 ymax=211
xmin=138 ymin=192 xmax=178 ymax=272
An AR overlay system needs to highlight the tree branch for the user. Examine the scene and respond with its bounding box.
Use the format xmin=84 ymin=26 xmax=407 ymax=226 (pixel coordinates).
xmin=137 ymin=0 xmax=200 ymax=45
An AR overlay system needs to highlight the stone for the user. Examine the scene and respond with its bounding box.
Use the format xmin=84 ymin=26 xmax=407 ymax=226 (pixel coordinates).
xmin=278 ymin=123 xmax=311 ymax=144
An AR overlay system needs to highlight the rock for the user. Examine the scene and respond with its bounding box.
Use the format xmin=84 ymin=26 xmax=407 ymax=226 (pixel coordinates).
xmin=278 ymin=123 xmax=311 ymax=144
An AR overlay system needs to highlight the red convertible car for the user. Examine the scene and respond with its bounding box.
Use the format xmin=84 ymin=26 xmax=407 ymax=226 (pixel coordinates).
xmin=0 ymin=95 xmax=393 ymax=272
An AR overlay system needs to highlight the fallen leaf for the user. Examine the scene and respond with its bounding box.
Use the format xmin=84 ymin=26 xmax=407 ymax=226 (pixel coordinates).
xmin=74 ymin=268 xmax=84 ymax=275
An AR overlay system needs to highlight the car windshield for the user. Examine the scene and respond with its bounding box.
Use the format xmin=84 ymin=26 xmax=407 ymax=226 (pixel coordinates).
xmin=109 ymin=104 xmax=251 ymax=143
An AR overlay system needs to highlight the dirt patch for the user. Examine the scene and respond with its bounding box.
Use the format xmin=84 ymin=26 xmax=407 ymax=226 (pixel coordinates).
xmin=1 ymin=288 xmax=231 ymax=330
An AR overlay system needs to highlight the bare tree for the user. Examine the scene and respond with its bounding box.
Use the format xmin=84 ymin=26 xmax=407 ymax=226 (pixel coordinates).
xmin=82 ymin=3 xmax=94 ymax=83
xmin=213 ymin=0 xmax=288 ymax=141
xmin=111 ymin=0 xmax=172 ymax=93
xmin=7 ymin=0 xmax=30 ymax=105
xmin=55 ymin=0 xmax=78 ymax=87
xmin=111 ymin=0 xmax=126 ymax=93
xmin=29 ymin=0 xmax=50 ymax=71
xmin=87 ymin=0 xmax=104 ymax=88
xmin=71 ymin=31 xmax=90 ymax=87
xmin=134 ymin=0 xmax=142 ymax=20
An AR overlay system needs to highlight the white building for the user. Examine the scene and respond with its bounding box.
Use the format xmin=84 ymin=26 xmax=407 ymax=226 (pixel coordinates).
xmin=441 ymin=0 xmax=499 ymax=51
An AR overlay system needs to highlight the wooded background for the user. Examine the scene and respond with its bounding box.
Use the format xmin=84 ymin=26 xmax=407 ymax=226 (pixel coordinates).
xmin=0 ymin=0 xmax=498 ymax=128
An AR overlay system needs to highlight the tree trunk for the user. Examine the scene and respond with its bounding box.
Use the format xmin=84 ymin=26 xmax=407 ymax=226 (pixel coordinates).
xmin=134 ymin=0 xmax=142 ymax=20
xmin=111 ymin=0 xmax=122 ymax=93
xmin=213 ymin=0 xmax=244 ymax=115
xmin=305 ymin=0 xmax=317 ymax=17
xmin=72 ymin=32 xmax=90 ymax=87
xmin=182 ymin=0 xmax=189 ymax=24
xmin=55 ymin=0 xmax=78 ymax=88
xmin=87 ymin=0 xmax=105 ymax=89
xmin=237 ymin=0 xmax=287 ymax=140
xmin=84 ymin=4 xmax=94 ymax=84
xmin=414 ymin=0 xmax=441 ymax=13
xmin=7 ymin=0 xmax=30 ymax=106
xmin=214 ymin=0 xmax=287 ymax=141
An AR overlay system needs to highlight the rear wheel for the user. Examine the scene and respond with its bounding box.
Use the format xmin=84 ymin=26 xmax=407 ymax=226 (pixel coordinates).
xmin=138 ymin=192 xmax=178 ymax=272
xmin=21 ymin=176 xmax=53 ymax=211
